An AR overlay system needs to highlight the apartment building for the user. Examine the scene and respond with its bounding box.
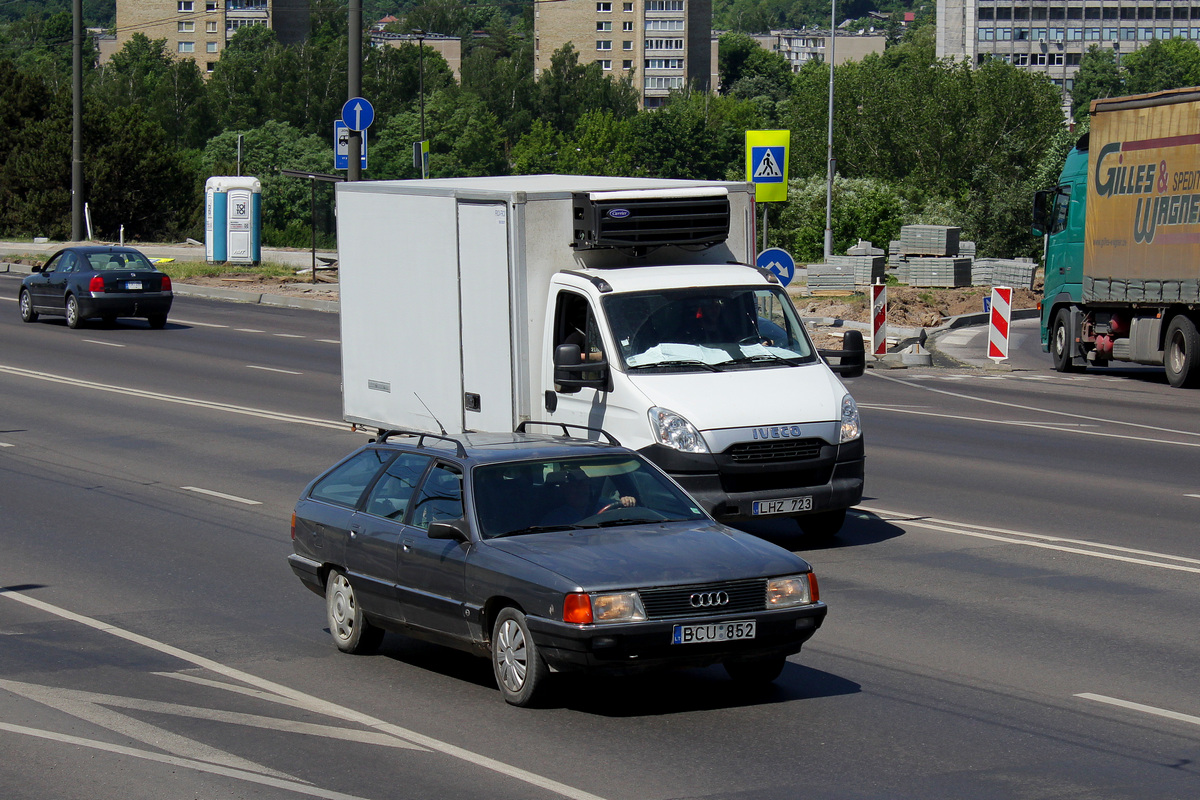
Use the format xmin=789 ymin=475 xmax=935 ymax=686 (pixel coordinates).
xmin=534 ymin=0 xmax=713 ymax=108
xmin=751 ymin=28 xmax=887 ymax=72
xmin=114 ymin=0 xmax=309 ymax=74
xmin=937 ymin=0 xmax=1200 ymax=100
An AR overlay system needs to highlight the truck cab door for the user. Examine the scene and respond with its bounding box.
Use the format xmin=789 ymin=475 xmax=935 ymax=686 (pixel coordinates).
xmin=1043 ymin=183 xmax=1079 ymax=302
xmin=543 ymin=289 xmax=615 ymax=433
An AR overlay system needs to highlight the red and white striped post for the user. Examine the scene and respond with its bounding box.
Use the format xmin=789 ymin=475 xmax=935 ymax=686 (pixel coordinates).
xmin=988 ymin=286 xmax=1012 ymax=362
xmin=871 ymin=281 xmax=887 ymax=357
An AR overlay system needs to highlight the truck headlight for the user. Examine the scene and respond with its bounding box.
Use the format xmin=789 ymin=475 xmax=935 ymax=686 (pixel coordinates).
xmin=839 ymin=394 xmax=861 ymax=443
xmin=766 ymin=574 xmax=815 ymax=608
xmin=649 ymin=407 xmax=709 ymax=453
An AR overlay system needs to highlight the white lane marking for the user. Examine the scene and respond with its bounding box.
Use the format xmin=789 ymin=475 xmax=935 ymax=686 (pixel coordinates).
xmin=0 ymin=364 xmax=344 ymax=430
xmin=0 ymin=678 xmax=299 ymax=780
xmin=316 ymin=339 xmax=340 ymax=345
xmin=169 ymin=318 xmax=228 ymax=328
xmin=274 ymin=333 xmax=305 ymax=339
xmin=181 ymin=486 xmax=262 ymax=505
xmin=0 ymin=590 xmax=609 ymax=800
xmin=246 ymin=365 xmax=303 ymax=375
xmin=857 ymin=403 xmax=1200 ymax=449
xmin=0 ymin=442 xmax=13 ymax=448
xmin=869 ymin=371 xmax=1200 ymax=440
xmin=0 ymin=296 xmax=17 ymax=302
xmin=1076 ymin=693 xmax=1200 ymax=728
xmin=0 ymin=721 xmax=373 ymax=800
xmin=859 ymin=505 xmax=1200 ymax=574
xmin=1186 ymin=494 xmax=1200 ymax=500
xmin=236 ymin=328 xmax=265 ymax=333
xmin=83 ymin=339 xmax=125 ymax=348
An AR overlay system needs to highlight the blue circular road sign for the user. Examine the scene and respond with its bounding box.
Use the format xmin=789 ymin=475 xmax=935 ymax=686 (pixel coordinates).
xmin=756 ymin=247 xmax=796 ymax=286
xmin=341 ymin=97 xmax=375 ymax=131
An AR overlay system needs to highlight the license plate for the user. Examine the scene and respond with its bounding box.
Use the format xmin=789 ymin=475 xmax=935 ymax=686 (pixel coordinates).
xmin=125 ymin=281 xmax=143 ymax=290
xmin=752 ymin=496 xmax=813 ymax=515
xmin=672 ymin=620 xmax=756 ymax=644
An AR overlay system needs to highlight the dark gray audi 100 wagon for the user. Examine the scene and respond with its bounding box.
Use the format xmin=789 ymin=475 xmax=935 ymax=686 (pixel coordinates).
xmin=288 ymin=426 xmax=827 ymax=706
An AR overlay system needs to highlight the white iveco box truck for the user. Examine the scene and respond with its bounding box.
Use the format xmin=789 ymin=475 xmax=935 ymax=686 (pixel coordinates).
xmin=336 ymin=175 xmax=865 ymax=537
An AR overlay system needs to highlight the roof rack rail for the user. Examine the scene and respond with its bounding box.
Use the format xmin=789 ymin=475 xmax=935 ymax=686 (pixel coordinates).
xmin=375 ymin=429 xmax=468 ymax=458
xmin=516 ymin=421 xmax=621 ymax=447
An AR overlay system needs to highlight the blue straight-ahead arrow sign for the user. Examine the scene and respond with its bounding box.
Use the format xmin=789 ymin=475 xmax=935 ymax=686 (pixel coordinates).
xmin=341 ymin=97 xmax=375 ymax=132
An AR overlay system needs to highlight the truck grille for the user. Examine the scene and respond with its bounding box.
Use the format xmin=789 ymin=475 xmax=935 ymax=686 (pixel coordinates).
xmin=725 ymin=438 xmax=824 ymax=463
xmin=638 ymin=579 xmax=766 ymax=619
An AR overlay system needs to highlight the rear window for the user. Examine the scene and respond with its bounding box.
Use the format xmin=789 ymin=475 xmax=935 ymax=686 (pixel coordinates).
xmin=86 ymin=251 xmax=156 ymax=271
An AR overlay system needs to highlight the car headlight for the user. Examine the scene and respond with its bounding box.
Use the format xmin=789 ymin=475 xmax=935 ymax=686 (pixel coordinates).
xmin=563 ymin=591 xmax=647 ymax=624
xmin=648 ymin=407 xmax=709 ymax=453
xmin=766 ymin=574 xmax=817 ymax=608
xmin=839 ymin=393 xmax=861 ymax=443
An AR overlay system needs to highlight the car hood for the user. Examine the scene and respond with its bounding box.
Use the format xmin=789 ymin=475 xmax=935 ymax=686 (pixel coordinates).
xmin=484 ymin=522 xmax=809 ymax=590
xmin=625 ymin=363 xmax=846 ymax=430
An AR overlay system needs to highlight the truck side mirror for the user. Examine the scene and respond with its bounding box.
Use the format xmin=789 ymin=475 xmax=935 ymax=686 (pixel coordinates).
xmin=553 ymin=343 xmax=609 ymax=393
xmin=1031 ymin=189 xmax=1051 ymax=237
xmin=822 ymin=329 xmax=865 ymax=378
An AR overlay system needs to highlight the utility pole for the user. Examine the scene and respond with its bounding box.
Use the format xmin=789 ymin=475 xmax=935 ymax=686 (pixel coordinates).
xmin=823 ymin=0 xmax=836 ymax=260
xmin=71 ymin=0 xmax=84 ymax=241
xmin=347 ymin=0 xmax=362 ymax=181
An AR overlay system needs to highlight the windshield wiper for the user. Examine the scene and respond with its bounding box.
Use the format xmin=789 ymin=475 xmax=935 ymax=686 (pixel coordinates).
xmin=490 ymin=524 xmax=580 ymax=538
xmin=725 ymin=353 xmax=804 ymax=367
xmin=628 ymin=359 xmax=722 ymax=372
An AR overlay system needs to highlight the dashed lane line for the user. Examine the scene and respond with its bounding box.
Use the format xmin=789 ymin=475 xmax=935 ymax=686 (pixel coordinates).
xmin=1076 ymin=693 xmax=1200 ymax=729
xmin=246 ymin=365 xmax=303 ymax=375
xmin=180 ymin=486 xmax=262 ymax=505
xmin=82 ymin=339 xmax=125 ymax=348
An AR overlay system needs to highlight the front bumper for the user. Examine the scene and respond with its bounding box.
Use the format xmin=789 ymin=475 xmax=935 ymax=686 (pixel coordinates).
xmin=642 ymin=437 xmax=865 ymax=522
xmin=80 ymin=291 xmax=173 ymax=319
xmin=525 ymin=602 xmax=827 ymax=673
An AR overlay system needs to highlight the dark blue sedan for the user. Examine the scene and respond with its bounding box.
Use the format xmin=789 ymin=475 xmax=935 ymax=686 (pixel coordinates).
xmin=288 ymin=428 xmax=828 ymax=706
xmin=19 ymin=245 xmax=173 ymax=329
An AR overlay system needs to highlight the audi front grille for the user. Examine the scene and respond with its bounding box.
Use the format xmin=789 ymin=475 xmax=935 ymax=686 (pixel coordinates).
xmin=638 ymin=578 xmax=767 ymax=619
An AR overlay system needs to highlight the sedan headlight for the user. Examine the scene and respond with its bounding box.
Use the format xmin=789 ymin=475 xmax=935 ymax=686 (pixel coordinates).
xmin=648 ymin=407 xmax=709 ymax=453
xmin=766 ymin=574 xmax=818 ymax=608
xmin=563 ymin=591 xmax=647 ymax=624
xmin=839 ymin=393 xmax=861 ymax=443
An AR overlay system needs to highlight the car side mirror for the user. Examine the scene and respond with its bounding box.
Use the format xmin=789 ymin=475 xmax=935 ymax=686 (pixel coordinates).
xmin=821 ymin=329 xmax=866 ymax=378
xmin=428 ymin=518 xmax=470 ymax=542
xmin=31 ymin=265 xmax=43 ymax=273
xmin=553 ymin=343 xmax=609 ymax=393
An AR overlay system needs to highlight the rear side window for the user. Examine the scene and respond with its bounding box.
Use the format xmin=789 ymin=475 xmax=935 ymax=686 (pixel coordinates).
xmin=309 ymin=449 xmax=392 ymax=508
xmin=362 ymin=452 xmax=431 ymax=519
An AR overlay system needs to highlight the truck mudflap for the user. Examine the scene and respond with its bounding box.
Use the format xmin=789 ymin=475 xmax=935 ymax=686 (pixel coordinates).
xmin=640 ymin=439 xmax=865 ymax=522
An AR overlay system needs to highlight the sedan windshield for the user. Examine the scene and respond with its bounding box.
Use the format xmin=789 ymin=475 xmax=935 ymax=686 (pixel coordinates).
xmin=473 ymin=454 xmax=707 ymax=539
xmin=603 ymin=286 xmax=817 ymax=372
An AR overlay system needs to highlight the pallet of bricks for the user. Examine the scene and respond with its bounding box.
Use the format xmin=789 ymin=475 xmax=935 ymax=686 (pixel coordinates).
xmin=890 ymin=225 xmax=971 ymax=288
xmin=807 ymin=255 xmax=884 ymax=292
xmin=971 ymin=258 xmax=1037 ymax=290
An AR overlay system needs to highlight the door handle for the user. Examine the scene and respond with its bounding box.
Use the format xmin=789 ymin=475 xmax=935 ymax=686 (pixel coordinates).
xmin=402 ymin=538 xmax=413 ymax=553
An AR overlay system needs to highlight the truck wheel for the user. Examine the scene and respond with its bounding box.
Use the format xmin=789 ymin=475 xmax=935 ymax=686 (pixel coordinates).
xmin=1051 ymin=309 xmax=1083 ymax=373
xmin=1164 ymin=316 xmax=1200 ymax=389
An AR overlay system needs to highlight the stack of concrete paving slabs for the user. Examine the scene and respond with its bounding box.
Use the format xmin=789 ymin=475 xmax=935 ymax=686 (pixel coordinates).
xmin=827 ymin=254 xmax=885 ymax=286
xmin=959 ymin=240 xmax=976 ymax=257
xmin=899 ymin=225 xmax=961 ymax=256
xmin=807 ymin=261 xmax=858 ymax=292
xmin=905 ymin=257 xmax=972 ymax=287
xmin=973 ymin=258 xmax=1037 ymax=289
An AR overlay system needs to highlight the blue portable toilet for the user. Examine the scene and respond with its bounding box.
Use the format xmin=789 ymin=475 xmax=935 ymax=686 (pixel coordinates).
xmin=205 ymin=176 xmax=262 ymax=264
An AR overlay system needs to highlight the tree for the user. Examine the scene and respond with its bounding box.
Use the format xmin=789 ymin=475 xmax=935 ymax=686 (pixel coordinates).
xmin=207 ymin=25 xmax=281 ymax=132
xmin=537 ymin=43 xmax=638 ymax=133
xmin=510 ymin=119 xmax=564 ymax=175
xmin=1121 ymin=38 xmax=1200 ymax=96
xmin=1071 ymin=46 xmax=1122 ymax=120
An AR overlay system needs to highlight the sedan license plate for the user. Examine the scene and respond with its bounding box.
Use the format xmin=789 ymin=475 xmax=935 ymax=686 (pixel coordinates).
xmin=672 ymin=620 xmax=755 ymax=645
xmin=125 ymin=281 xmax=143 ymax=290
xmin=752 ymin=496 xmax=813 ymax=515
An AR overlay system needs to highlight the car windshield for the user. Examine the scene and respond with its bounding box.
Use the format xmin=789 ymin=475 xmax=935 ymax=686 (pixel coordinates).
xmin=603 ymin=286 xmax=818 ymax=373
xmin=472 ymin=454 xmax=707 ymax=539
xmin=86 ymin=252 xmax=156 ymax=271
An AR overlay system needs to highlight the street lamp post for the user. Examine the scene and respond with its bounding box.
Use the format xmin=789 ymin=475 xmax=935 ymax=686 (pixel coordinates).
xmin=411 ymin=29 xmax=427 ymax=178
xmin=824 ymin=0 xmax=836 ymax=260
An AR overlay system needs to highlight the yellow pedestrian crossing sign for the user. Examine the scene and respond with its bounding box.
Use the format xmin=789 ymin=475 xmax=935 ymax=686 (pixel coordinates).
xmin=746 ymin=130 xmax=789 ymax=202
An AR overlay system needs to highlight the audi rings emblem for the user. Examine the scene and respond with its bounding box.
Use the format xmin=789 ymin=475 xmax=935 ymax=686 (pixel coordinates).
xmin=689 ymin=591 xmax=730 ymax=608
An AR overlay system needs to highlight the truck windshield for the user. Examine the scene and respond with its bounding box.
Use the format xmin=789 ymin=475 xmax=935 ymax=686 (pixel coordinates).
xmin=603 ymin=286 xmax=817 ymax=371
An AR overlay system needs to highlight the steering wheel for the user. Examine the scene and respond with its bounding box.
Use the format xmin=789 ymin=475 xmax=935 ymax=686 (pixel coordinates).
xmin=595 ymin=501 xmax=622 ymax=515
xmin=738 ymin=335 xmax=767 ymax=345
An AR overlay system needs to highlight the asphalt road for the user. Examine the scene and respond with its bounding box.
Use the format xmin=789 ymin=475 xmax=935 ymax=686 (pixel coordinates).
xmin=2 ymin=273 xmax=1198 ymax=800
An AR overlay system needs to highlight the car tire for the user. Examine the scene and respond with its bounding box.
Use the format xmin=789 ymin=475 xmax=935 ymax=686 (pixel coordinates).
xmin=492 ymin=607 xmax=548 ymax=707
xmin=1051 ymin=309 xmax=1083 ymax=373
xmin=325 ymin=570 xmax=383 ymax=654
xmin=147 ymin=313 xmax=168 ymax=330
xmin=724 ymin=654 xmax=787 ymax=685
xmin=65 ymin=294 xmax=83 ymax=329
xmin=1164 ymin=315 xmax=1200 ymax=389
xmin=19 ymin=289 xmax=38 ymax=322
xmin=800 ymin=509 xmax=846 ymax=541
